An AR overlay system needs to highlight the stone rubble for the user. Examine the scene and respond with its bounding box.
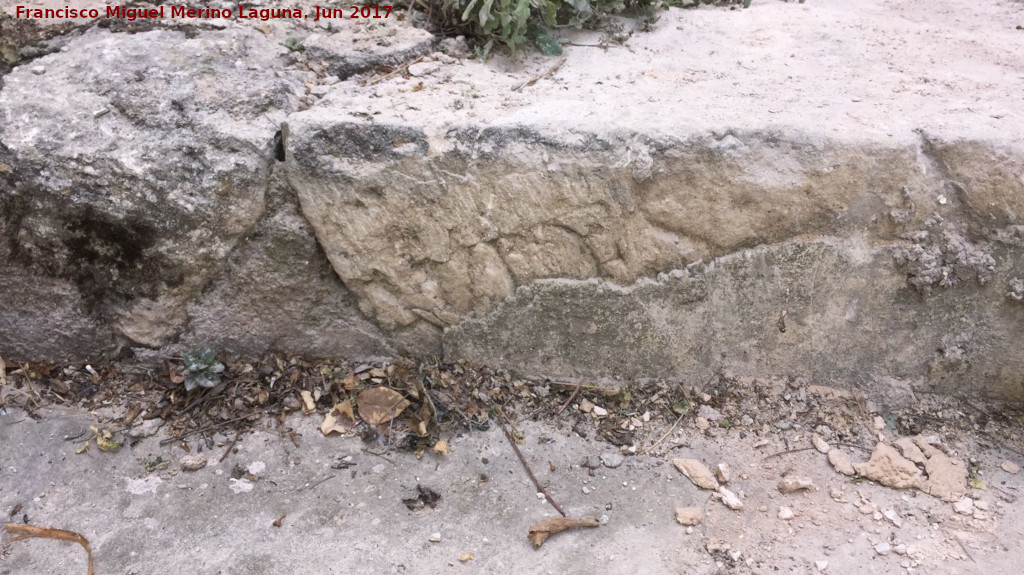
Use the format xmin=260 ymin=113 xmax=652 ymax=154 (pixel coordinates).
xmin=673 ymin=459 xmax=719 ymax=490
xmin=952 ymin=498 xmax=974 ymax=515
xmin=778 ymin=477 xmax=815 ymax=493
xmin=180 ymin=455 xmax=208 ymax=472
xmin=675 ymin=507 xmax=703 ymax=526
xmin=715 ymin=463 xmax=731 ymax=484
xmin=812 ymin=434 xmax=830 ymax=454
xmin=854 ymin=444 xmax=924 ymax=490
xmin=718 ymin=487 xmax=744 ymax=511
xmin=828 ymin=449 xmax=857 ymax=476
xmin=601 ymin=453 xmax=625 ymax=469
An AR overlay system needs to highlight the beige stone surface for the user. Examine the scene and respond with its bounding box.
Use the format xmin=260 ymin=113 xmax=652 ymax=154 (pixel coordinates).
xmin=854 ymin=443 xmax=925 ymax=490
xmin=673 ymin=458 xmax=719 ymax=490
xmin=674 ymin=507 xmax=703 ymax=526
xmin=828 ymin=449 xmax=856 ymax=477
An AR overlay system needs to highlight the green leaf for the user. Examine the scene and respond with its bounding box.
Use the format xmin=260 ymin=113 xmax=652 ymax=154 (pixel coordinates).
xmin=479 ymin=0 xmax=494 ymax=27
xmin=535 ymin=32 xmax=563 ymax=55
xmin=475 ymin=39 xmax=494 ymax=61
xmin=461 ymin=0 xmax=480 ymax=22
xmin=542 ymin=1 xmax=558 ymax=26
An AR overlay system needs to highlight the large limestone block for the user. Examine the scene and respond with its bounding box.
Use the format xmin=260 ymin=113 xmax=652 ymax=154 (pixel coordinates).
xmin=179 ymin=170 xmax=399 ymax=359
xmin=0 ymin=27 xmax=298 ymax=352
xmin=284 ymin=1 xmax=1024 ymax=400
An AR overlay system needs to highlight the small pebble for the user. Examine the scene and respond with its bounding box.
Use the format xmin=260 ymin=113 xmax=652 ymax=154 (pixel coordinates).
xmin=953 ymin=497 xmax=974 ymax=515
xmin=601 ymin=453 xmax=625 ymax=469
xmin=883 ymin=509 xmax=902 ymax=528
xmin=778 ymin=506 xmax=794 ymax=520
xmin=715 ymin=463 xmax=731 ymax=484
xmin=675 ymin=507 xmax=703 ymax=526
xmin=812 ymin=434 xmax=830 ymax=454
xmin=778 ymin=476 xmax=814 ymax=493
xmin=429 ymin=532 xmax=441 ymax=543
xmin=181 ymin=455 xmax=207 ymax=472
xmin=718 ymin=487 xmax=743 ymax=510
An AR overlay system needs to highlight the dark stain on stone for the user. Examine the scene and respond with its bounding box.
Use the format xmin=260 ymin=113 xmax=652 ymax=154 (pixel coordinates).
xmin=60 ymin=207 xmax=161 ymax=301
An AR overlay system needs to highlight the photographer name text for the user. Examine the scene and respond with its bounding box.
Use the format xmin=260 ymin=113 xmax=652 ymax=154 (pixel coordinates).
xmin=13 ymin=5 xmax=393 ymax=21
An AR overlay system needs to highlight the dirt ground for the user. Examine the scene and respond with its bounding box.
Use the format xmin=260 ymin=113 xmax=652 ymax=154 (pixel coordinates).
xmin=2 ymin=379 xmax=1022 ymax=574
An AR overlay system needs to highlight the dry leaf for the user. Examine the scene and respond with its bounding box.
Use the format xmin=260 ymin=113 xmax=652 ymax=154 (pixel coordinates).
xmin=300 ymin=391 xmax=316 ymax=415
xmin=4 ymin=523 xmax=94 ymax=575
xmin=272 ymin=514 xmax=286 ymax=527
xmin=88 ymin=426 xmax=120 ymax=452
xmin=409 ymin=416 xmax=428 ymax=437
xmin=167 ymin=361 xmax=185 ymax=385
xmin=527 ymin=516 xmax=600 ymax=548
xmin=356 ymin=386 xmax=410 ymax=426
xmin=457 ymin=553 xmax=474 ymax=562
xmin=342 ymin=372 xmax=359 ymax=391
xmin=433 ymin=440 xmax=450 ymax=455
xmin=321 ymin=402 xmax=356 ymax=436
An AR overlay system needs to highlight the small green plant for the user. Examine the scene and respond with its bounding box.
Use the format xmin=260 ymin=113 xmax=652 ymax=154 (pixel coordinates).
xmin=283 ymin=37 xmax=304 ymax=52
xmin=182 ymin=348 xmax=225 ymax=391
xmin=428 ymin=0 xmax=751 ymax=57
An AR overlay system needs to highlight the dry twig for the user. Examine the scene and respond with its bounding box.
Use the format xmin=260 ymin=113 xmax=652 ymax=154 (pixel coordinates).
xmin=642 ymin=411 xmax=686 ymax=455
xmin=553 ymin=380 xmax=586 ymax=417
xmin=365 ymin=56 xmax=425 ymax=86
xmin=512 ymin=55 xmax=568 ymax=91
xmin=496 ymin=406 xmax=566 ymax=517
xmin=218 ymin=429 xmax=244 ymax=463
xmin=762 ymin=447 xmax=817 ymax=460
xmin=3 ymin=524 xmax=94 ymax=575
xmin=527 ymin=516 xmax=599 ymax=548
xmin=159 ymin=410 xmax=267 ymax=445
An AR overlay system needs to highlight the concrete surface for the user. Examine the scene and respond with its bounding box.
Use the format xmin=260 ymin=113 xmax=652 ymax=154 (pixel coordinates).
xmin=1 ymin=405 xmax=1022 ymax=574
